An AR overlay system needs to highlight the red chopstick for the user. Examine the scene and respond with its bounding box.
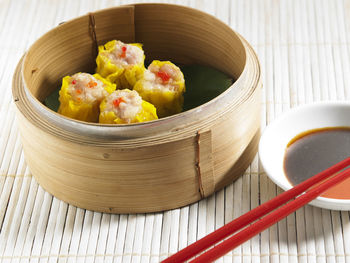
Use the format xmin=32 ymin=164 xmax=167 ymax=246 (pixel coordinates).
xmin=162 ymin=157 xmax=350 ymax=263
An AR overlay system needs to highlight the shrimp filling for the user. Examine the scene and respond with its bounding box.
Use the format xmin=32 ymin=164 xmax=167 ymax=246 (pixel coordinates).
xmin=104 ymin=90 xmax=142 ymax=123
xmin=142 ymin=63 xmax=184 ymax=92
xmin=102 ymin=40 xmax=144 ymax=67
xmin=68 ymin=73 xmax=108 ymax=103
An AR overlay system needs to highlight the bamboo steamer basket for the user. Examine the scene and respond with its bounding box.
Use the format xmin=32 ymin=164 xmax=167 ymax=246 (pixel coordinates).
xmin=12 ymin=3 xmax=261 ymax=213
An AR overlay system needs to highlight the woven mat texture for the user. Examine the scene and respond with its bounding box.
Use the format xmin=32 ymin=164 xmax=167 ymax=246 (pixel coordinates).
xmin=1 ymin=0 xmax=350 ymax=262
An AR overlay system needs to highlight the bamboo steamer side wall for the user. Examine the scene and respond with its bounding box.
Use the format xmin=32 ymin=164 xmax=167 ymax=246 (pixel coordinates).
xmin=23 ymin=6 xmax=137 ymax=102
xmin=23 ymin=16 xmax=93 ymax=101
xmin=133 ymin=4 xmax=246 ymax=79
xmin=212 ymin=85 xmax=261 ymax=190
xmin=211 ymin=42 xmax=262 ymax=190
xmin=17 ymin=112 xmax=207 ymax=213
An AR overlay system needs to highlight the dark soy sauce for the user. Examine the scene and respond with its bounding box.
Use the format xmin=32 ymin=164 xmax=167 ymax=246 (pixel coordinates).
xmin=284 ymin=127 xmax=350 ymax=199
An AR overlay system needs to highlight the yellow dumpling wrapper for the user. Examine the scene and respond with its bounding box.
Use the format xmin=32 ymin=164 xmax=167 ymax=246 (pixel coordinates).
xmin=58 ymin=73 xmax=116 ymax=122
xmin=133 ymin=60 xmax=185 ymax=118
xmin=96 ymin=40 xmax=145 ymax=89
xmin=99 ymin=90 xmax=158 ymax=124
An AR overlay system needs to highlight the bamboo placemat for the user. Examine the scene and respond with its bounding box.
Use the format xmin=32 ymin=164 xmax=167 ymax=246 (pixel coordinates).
xmin=1 ymin=0 xmax=350 ymax=262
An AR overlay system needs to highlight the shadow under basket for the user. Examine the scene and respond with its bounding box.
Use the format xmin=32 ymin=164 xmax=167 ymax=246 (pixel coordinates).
xmin=12 ymin=3 xmax=261 ymax=213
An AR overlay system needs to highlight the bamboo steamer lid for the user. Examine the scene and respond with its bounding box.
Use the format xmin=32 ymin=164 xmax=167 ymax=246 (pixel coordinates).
xmin=12 ymin=4 xmax=261 ymax=213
